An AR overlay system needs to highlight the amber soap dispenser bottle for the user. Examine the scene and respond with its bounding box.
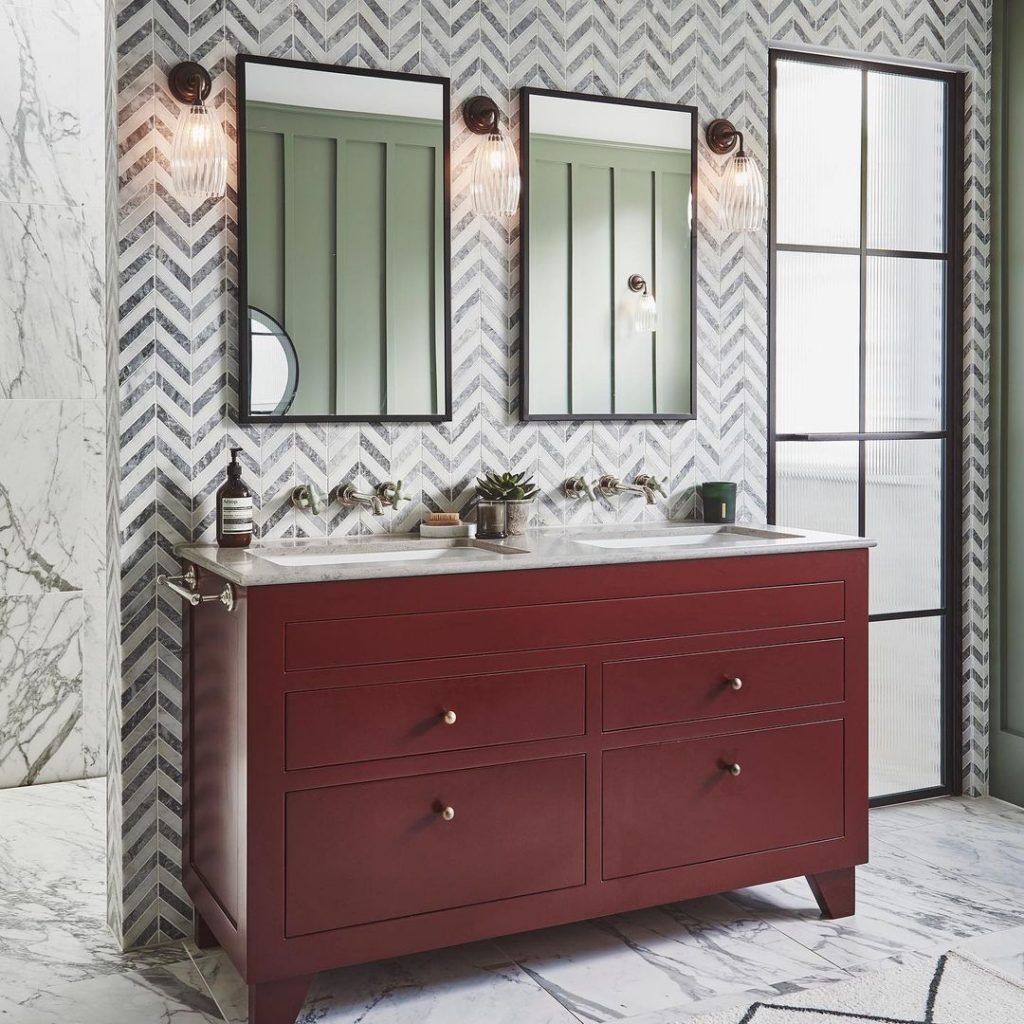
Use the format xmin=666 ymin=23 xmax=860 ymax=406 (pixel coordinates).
xmin=216 ymin=447 xmax=253 ymax=548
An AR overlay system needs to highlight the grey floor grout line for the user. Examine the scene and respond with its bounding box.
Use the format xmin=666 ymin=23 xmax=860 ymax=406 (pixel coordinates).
xmin=185 ymin=945 xmax=232 ymax=1023
xmin=490 ymin=939 xmax=594 ymax=1023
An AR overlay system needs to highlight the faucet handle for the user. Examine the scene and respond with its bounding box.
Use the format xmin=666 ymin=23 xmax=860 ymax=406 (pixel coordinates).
xmin=563 ymin=476 xmax=595 ymax=501
xmin=291 ymin=483 xmax=326 ymax=515
xmin=635 ymin=473 xmax=668 ymax=498
xmin=377 ymin=479 xmax=410 ymax=508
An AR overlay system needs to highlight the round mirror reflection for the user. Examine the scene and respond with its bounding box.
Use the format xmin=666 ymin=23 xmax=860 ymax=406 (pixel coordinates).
xmin=249 ymin=307 xmax=299 ymax=416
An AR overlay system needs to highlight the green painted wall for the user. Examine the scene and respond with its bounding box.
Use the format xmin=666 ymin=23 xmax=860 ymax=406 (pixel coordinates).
xmin=245 ymin=103 xmax=444 ymax=417
xmin=527 ymin=135 xmax=692 ymax=417
xmin=992 ymin=0 xmax=1024 ymax=805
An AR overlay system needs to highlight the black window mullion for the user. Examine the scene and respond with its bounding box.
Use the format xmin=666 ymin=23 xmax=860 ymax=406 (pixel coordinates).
xmin=777 ymin=431 xmax=946 ymax=441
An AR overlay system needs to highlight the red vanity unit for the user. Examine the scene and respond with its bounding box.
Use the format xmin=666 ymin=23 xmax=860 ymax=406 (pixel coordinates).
xmin=182 ymin=546 xmax=868 ymax=1024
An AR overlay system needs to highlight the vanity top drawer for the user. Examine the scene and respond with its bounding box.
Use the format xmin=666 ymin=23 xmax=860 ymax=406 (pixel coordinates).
xmin=285 ymin=755 xmax=586 ymax=935
xmin=285 ymin=665 xmax=586 ymax=770
xmin=284 ymin=580 xmax=846 ymax=671
xmin=602 ymin=638 xmax=845 ymax=731
xmin=602 ymin=720 xmax=845 ymax=879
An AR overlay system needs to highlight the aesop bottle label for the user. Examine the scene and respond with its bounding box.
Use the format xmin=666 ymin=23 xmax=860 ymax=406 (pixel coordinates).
xmin=220 ymin=496 xmax=253 ymax=534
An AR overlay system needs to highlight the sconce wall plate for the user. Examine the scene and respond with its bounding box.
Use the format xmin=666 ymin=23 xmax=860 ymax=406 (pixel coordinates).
xmin=169 ymin=61 xmax=213 ymax=105
xmin=627 ymin=273 xmax=649 ymax=295
xmin=463 ymin=95 xmax=501 ymax=135
xmin=706 ymin=117 xmax=744 ymax=155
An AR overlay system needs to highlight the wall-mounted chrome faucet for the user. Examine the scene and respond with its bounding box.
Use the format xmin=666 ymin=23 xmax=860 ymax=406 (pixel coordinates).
xmin=596 ymin=473 xmax=667 ymax=505
xmin=336 ymin=479 xmax=410 ymax=517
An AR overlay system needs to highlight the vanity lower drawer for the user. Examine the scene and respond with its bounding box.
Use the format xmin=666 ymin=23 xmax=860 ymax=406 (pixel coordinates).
xmin=285 ymin=755 xmax=586 ymax=936
xmin=602 ymin=720 xmax=845 ymax=879
xmin=602 ymin=638 xmax=845 ymax=731
xmin=285 ymin=665 xmax=586 ymax=769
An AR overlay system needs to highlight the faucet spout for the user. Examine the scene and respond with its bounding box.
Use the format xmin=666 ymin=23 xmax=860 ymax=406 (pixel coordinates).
xmin=338 ymin=482 xmax=387 ymax=517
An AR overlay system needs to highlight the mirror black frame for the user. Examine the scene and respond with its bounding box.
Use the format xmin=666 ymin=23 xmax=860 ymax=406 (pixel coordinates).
xmin=235 ymin=54 xmax=453 ymax=424
xmin=519 ymin=87 xmax=699 ymax=422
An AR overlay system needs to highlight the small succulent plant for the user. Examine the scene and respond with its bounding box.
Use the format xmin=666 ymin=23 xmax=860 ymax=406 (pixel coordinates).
xmin=476 ymin=470 xmax=540 ymax=502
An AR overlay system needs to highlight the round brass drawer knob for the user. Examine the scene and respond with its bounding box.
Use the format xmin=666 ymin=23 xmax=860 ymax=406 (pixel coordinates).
xmin=441 ymin=710 xmax=457 ymax=725
xmin=724 ymin=762 xmax=742 ymax=777
xmin=727 ymin=677 xmax=743 ymax=691
xmin=440 ymin=805 xmax=455 ymax=821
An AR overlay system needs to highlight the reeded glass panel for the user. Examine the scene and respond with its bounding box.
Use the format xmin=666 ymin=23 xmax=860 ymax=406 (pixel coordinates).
xmin=775 ymin=59 xmax=862 ymax=247
xmin=867 ymin=72 xmax=946 ymax=253
xmin=775 ymin=252 xmax=860 ymax=434
xmin=869 ymin=616 xmax=943 ymax=797
xmin=775 ymin=441 xmax=859 ymax=536
xmin=865 ymin=439 xmax=943 ymax=614
xmin=866 ymin=257 xmax=944 ymax=432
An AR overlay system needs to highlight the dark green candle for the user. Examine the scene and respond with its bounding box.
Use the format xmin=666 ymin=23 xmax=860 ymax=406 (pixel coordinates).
xmin=700 ymin=482 xmax=737 ymax=524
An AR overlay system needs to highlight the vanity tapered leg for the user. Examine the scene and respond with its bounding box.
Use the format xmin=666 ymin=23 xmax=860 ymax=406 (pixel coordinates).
xmin=248 ymin=975 xmax=314 ymax=1024
xmin=193 ymin=908 xmax=218 ymax=949
xmin=806 ymin=867 xmax=856 ymax=919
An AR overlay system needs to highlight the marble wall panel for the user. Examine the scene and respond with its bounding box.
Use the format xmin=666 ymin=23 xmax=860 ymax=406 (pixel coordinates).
xmin=0 ymin=0 xmax=108 ymax=791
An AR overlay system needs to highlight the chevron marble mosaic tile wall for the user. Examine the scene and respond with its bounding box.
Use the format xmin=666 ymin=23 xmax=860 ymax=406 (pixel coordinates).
xmin=0 ymin=0 xmax=107 ymax=791
xmin=114 ymin=0 xmax=993 ymax=946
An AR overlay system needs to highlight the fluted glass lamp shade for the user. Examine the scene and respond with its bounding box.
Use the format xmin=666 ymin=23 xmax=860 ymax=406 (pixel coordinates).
xmin=470 ymin=129 xmax=521 ymax=217
xmin=635 ymin=292 xmax=658 ymax=332
xmin=719 ymin=151 xmax=766 ymax=231
xmin=172 ymin=101 xmax=228 ymax=199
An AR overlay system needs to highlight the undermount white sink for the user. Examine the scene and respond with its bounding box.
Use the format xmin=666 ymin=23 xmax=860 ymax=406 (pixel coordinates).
xmin=575 ymin=527 xmax=803 ymax=550
xmin=258 ymin=546 xmax=499 ymax=568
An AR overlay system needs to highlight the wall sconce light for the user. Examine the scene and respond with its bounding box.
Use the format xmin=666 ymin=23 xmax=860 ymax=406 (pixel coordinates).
xmin=463 ymin=96 xmax=521 ymax=217
xmin=705 ymin=118 xmax=766 ymax=232
xmin=168 ymin=61 xmax=228 ymax=200
xmin=628 ymin=274 xmax=658 ymax=333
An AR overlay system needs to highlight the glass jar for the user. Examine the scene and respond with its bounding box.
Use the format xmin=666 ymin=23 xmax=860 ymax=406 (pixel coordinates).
xmin=476 ymin=500 xmax=507 ymax=539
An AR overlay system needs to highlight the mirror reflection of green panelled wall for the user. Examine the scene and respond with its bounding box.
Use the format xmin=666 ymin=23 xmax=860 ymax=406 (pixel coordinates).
xmin=529 ymin=138 xmax=692 ymax=416
xmin=521 ymin=89 xmax=697 ymax=421
xmin=238 ymin=57 xmax=450 ymax=423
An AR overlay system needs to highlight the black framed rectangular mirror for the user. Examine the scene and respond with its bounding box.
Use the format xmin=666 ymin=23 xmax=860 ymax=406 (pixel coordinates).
xmin=520 ymin=88 xmax=697 ymax=421
xmin=237 ymin=56 xmax=452 ymax=423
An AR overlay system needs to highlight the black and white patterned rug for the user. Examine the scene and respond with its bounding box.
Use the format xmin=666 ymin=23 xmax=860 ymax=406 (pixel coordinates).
xmin=692 ymin=952 xmax=1024 ymax=1023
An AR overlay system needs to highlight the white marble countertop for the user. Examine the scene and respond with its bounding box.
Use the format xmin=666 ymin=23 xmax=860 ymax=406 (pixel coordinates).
xmin=176 ymin=522 xmax=874 ymax=588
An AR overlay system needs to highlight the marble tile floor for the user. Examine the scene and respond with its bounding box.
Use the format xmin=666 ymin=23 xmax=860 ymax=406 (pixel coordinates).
xmin=2 ymin=780 xmax=1023 ymax=1024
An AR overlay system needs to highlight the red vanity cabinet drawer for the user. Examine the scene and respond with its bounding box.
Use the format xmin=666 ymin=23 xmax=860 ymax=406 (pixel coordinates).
xmin=285 ymin=665 xmax=586 ymax=769
xmin=284 ymin=755 xmax=586 ymax=936
xmin=602 ymin=638 xmax=845 ymax=731
xmin=602 ymin=720 xmax=845 ymax=879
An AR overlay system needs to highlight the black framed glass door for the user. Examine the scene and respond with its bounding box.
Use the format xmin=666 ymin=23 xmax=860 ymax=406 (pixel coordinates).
xmin=767 ymin=50 xmax=965 ymax=802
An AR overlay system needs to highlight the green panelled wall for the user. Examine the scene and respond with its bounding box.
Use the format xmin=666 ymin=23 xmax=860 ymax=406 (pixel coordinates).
xmin=246 ymin=103 xmax=444 ymax=417
xmin=527 ymin=136 xmax=692 ymax=417
xmin=992 ymin=0 xmax=1024 ymax=806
